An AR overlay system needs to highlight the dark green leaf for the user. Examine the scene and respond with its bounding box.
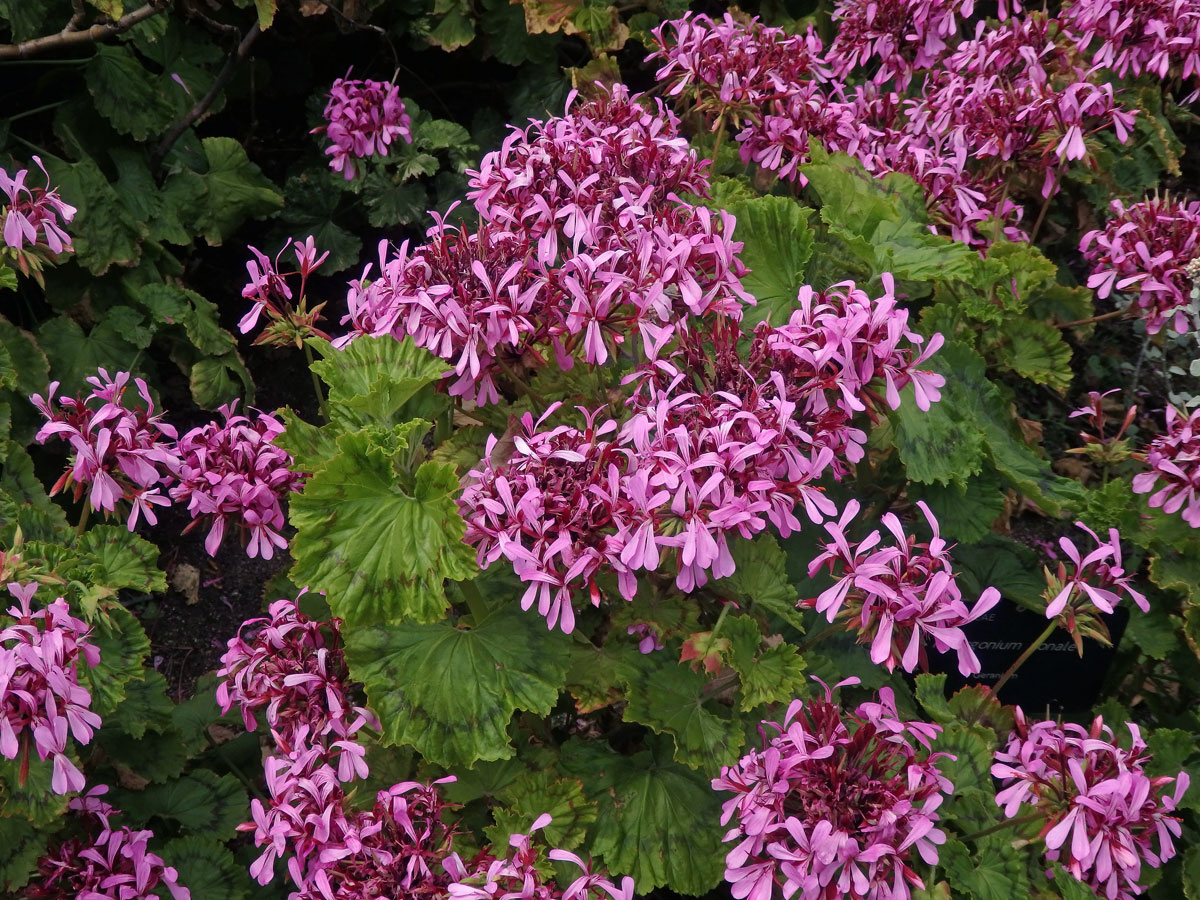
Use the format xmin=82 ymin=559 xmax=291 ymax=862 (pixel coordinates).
xmin=108 ymin=670 xmax=176 ymax=740
xmin=724 ymin=195 xmax=814 ymax=326
xmin=161 ymin=138 xmax=283 ymax=246
xmin=0 ymin=814 xmax=52 ymax=893
xmin=114 ymin=770 xmax=247 ymax=838
xmin=43 ymin=156 xmax=143 ymax=275
xmin=162 ymin=836 xmax=249 ymax=900
xmin=78 ymin=525 xmax=166 ymax=594
xmin=78 ymin=603 xmax=152 ymax=718
xmin=86 ymin=45 xmax=176 ymax=140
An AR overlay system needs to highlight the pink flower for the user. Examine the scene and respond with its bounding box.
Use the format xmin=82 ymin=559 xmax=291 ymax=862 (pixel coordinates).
xmin=0 ymin=155 xmax=75 ymax=254
xmin=1044 ymin=522 xmax=1148 ymax=620
xmin=806 ymin=500 xmax=1000 ymax=675
xmin=993 ymin=710 xmax=1189 ymax=900
xmin=27 ymin=786 xmax=190 ymax=900
xmin=1 ymin=583 xmax=101 ymax=797
xmin=1133 ymin=404 xmax=1200 ymax=526
xmin=1081 ymin=195 xmax=1200 ymax=334
xmin=31 ymin=369 xmax=179 ymax=528
xmin=714 ymin=679 xmax=951 ymax=900
xmin=314 ymin=74 xmax=413 ymax=180
xmin=169 ymin=403 xmax=305 ymax=559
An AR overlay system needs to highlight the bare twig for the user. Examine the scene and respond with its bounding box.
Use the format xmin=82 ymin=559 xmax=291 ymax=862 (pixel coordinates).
xmin=0 ymin=0 xmax=169 ymax=59
xmin=181 ymin=0 xmax=240 ymax=38
xmin=306 ymin=0 xmax=400 ymax=72
xmin=63 ymin=0 xmax=88 ymax=33
xmin=150 ymin=21 xmax=261 ymax=171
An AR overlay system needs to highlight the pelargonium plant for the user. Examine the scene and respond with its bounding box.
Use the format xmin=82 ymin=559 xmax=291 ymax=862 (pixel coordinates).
xmin=314 ymin=74 xmax=413 ymax=180
xmin=240 ymin=235 xmax=333 ymax=348
xmin=992 ymin=710 xmax=1189 ymax=899
xmin=1080 ymin=195 xmax=1200 ymax=334
xmin=714 ymin=678 xmax=951 ymax=900
xmin=1133 ymin=403 xmax=1200 ymax=526
xmin=30 ymin=368 xmax=179 ymax=530
xmin=0 ymin=155 xmax=76 ymax=283
xmin=170 ymin=403 xmax=305 ymax=560
xmin=806 ymin=499 xmax=1001 ymax=675
xmin=1 ymin=583 xmax=100 ymax=795
xmin=24 ymin=786 xmax=190 ymax=900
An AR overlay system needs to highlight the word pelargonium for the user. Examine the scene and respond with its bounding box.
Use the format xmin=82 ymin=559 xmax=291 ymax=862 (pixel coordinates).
xmin=714 ymin=678 xmax=951 ymax=900
xmin=341 ymin=85 xmax=749 ymax=405
xmin=1 ymin=583 xmax=100 ymax=795
xmin=461 ymin=276 xmax=945 ymax=632
xmin=993 ymin=710 xmax=1189 ymax=899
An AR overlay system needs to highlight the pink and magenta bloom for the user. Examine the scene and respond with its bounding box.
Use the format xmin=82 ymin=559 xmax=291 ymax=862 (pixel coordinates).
xmin=26 ymin=786 xmax=190 ymax=900
xmin=170 ymin=403 xmax=305 ymax=560
xmin=1133 ymin=404 xmax=1200 ymax=526
xmin=315 ymin=75 xmax=413 ymax=180
xmin=1081 ymin=195 xmax=1200 ymax=334
xmin=1045 ymin=523 xmax=1148 ymax=620
xmin=806 ymin=500 xmax=1000 ymax=676
xmin=240 ymin=234 xmax=332 ymax=345
xmin=714 ymin=678 xmax=952 ymax=900
xmin=0 ymin=155 xmax=75 ymax=254
xmin=1 ymin=583 xmax=101 ymax=796
xmin=31 ymin=368 xmax=180 ymax=529
xmin=993 ymin=710 xmax=1189 ymax=900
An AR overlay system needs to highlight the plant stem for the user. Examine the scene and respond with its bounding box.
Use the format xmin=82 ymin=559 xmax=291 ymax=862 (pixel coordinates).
xmin=711 ymin=111 xmax=728 ymax=162
xmin=709 ymin=600 xmax=732 ymax=639
xmin=1029 ymin=191 xmax=1054 ymax=244
xmin=1057 ymin=308 xmax=1126 ymax=328
xmin=798 ymin=621 xmax=842 ymax=653
xmin=460 ymin=579 xmax=491 ymax=623
xmin=6 ymin=100 xmax=68 ymax=121
xmin=75 ymin=504 xmax=90 ymax=542
xmin=959 ymin=810 xmax=1045 ymax=843
xmin=302 ymin=342 xmax=329 ymax=422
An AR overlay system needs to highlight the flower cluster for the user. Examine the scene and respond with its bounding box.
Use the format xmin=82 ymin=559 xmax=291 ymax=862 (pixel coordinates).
xmin=1081 ymin=195 xmax=1200 ymax=334
xmin=992 ymin=710 xmax=1189 ymax=900
xmin=31 ymin=369 xmax=179 ymax=529
xmin=1 ymin=583 xmax=100 ymax=795
xmin=25 ymin=787 xmax=189 ymax=900
xmin=1045 ymin=522 xmax=1148 ymax=621
xmin=461 ymin=278 xmax=945 ymax=632
xmin=171 ymin=403 xmax=305 ymax=560
xmin=1 ymin=155 xmax=75 ymax=254
xmin=806 ymin=500 xmax=1000 ymax=676
xmin=340 ymin=85 xmax=750 ymax=405
xmin=1133 ymin=404 xmax=1200 ymax=526
xmin=1063 ymin=0 xmax=1200 ymax=100
xmin=650 ymin=10 xmax=1138 ymax=245
xmin=218 ymin=598 xmax=632 ymax=899
xmin=315 ymin=75 xmax=412 ymax=180
xmin=240 ymin=235 xmax=333 ymax=346
xmin=714 ymin=679 xmax=951 ymax=900
xmin=445 ymin=814 xmax=635 ymax=900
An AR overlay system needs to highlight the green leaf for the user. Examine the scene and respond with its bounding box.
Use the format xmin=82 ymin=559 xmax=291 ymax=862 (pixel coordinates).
xmin=990 ymin=318 xmax=1073 ymax=392
xmin=952 ymin=536 xmax=1046 ymax=613
xmin=87 ymin=0 xmax=124 ymax=15
xmin=0 ymin=443 xmax=68 ymax=543
xmin=362 ymin=173 xmax=428 ymax=228
xmin=344 ymin=604 xmax=570 ymax=767
xmin=914 ymin=673 xmax=955 ymax=725
xmin=309 ymin=336 xmax=448 ymax=429
xmin=96 ymin=724 xmax=190 ymax=783
xmin=271 ymin=175 xmax=361 ymax=273
xmin=485 ymin=770 xmax=596 ymax=852
xmin=114 ymin=770 xmax=247 ymax=839
xmin=77 ymin=603 xmax=152 ymax=718
xmin=42 ymin=156 xmax=143 ymax=275
xmin=722 ymin=614 xmax=807 ymax=711
xmin=428 ymin=4 xmax=477 ymax=50
xmin=86 ymin=45 xmax=175 ymax=140
xmin=565 ymin=737 xmax=725 ymax=895
xmin=0 ymin=814 xmax=52 ymax=893
xmin=723 ymin=534 xmax=806 ymax=633
xmin=724 ymin=196 xmax=814 ymax=326
xmin=907 ymin=468 xmax=1006 ymax=543
xmin=0 ymin=265 xmax=16 ymax=291
xmin=939 ymin=838 xmax=1027 ymax=900
xmin=891 ymin=360 xmax=987 ymax=487
xmin=1146 ymin=728 xmax=1197 ymax=777
xmin=77 ymin=525 xmax=166 ymax=594
xmin=162 ymin=836 xmax=249 ymax=900
xmin=0 ymin=751 xmax=71 ymax=826
xmin=161 ymin=137 xmax=283 ymax=246
xmin=623 ymin=654 xmax=744 ymax=771
xmin=108 ymin=670 xmax=176 ymax=740
xmin=289 ymin=430 xmax=476 ymax=626
xmin=37 ymin=315 xmax=141 ymax=389
xmin=0 ymin=315 xmax=48 ymax=396
xmin=253 ymin=0 xmax=277 ymax=28
xmin=189 ymin=355 xmax=249 ymax=409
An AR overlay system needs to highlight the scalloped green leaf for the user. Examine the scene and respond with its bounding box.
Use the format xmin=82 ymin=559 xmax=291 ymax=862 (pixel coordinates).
xmin=939 ymin=838 xmax=1028 ymax=900
xmin=563 ymin=737 xmax=725 ymax=895
xmin=162 ymin=836 xmax=249 ymax=900
xmin=0 ymin=315 xmax=48 ymax=398
xmin=86 ymin=45 xmax=176 ymax=140
xmin=344 ymin=604 xmax=570 ymax=767
xmin=724 ymin=615 xmax=807 ymax=711
xmin=0 ymin=751 xmax=71 ymax=826
xmin=484 ymin=771 xmax=596 ymax=851
xmin=77 ymin=603 xmax=151 ymax=718
xmin=309 ymin=336 xmax=448 ymax=428
xmin=0 ymin=814 xmax=52 ymax=893
xmin=108 ymin=670 xmax=176 ymax=740
xmin=991 ymin=318 xmax=1073 ymax=392
xmin=77 ymin=526 xmax=166 ymax=594
xmin=113 ymin=770 xmax=247 ymax=839
xmin=907 ymin=467 xmax=1006 ymax=543
xmin=724 ymin=195 xmax=814 ymax=326
xmin=723 ymin=534 xmax=806 ymax=633
xmin=289 ymin=429 xmax=476 ymax=626
xmin=623 ymin=655 xmax=744 ymax=771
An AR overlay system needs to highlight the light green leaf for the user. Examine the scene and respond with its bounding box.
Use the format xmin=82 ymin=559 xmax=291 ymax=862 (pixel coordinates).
xmin=253 ymin=0 xmax=277 ymax=28
xmin=724 ymin=615 xmax=808 ymax=711
xmin=0 ymin=265 xmax=16 ymax=291
xmin=724 ymin=195 xmax=814 ymax=326
xmin=289 ymin=429 xmax=476 ymax=626
xmin=344 ymin=604 xmax=571 ymax=767
xmin=623 ymin=655 xmax=744 ymax=770
xmin=429 ymin=4 xmax=476 ymax=50
xmin=78 ymin=525 xmax=166 ymax=594
xmin=914 ymin=673 xmax=955 ymax=725
xmin=309 ymin=336 xmax=448 ymax=429
xmin=485 ymin=771 xmax=596 ymax=851
xmin=723 ymin=534 xmax=806 ymax=633
xmin=990 ymin=318 xmax=1073 ymax=392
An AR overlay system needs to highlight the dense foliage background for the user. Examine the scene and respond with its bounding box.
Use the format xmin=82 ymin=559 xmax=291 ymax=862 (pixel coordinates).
xmin=2 ymin=1 xmax=1200 ymax=899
